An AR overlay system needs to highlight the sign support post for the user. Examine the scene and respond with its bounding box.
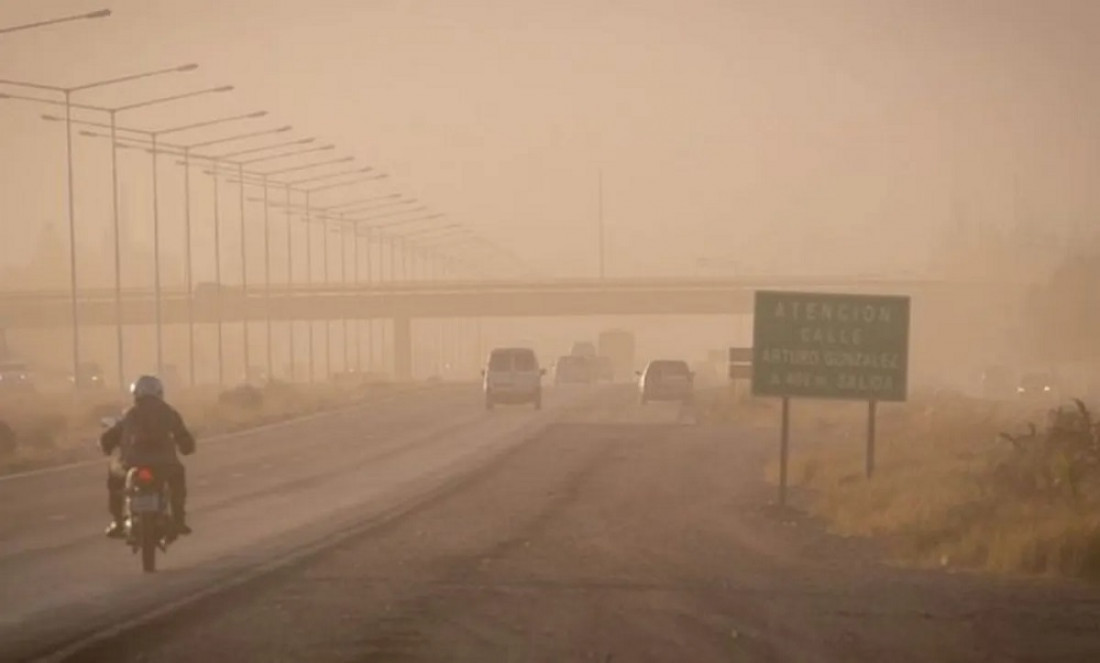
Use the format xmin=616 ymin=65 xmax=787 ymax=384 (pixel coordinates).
xmin=779 ymin=396 xmax=790 ymax=507
xmin=866 ymin=399 xmax=877 ymax=479
xmin=750 ymin=290 xmax=910 ymax=504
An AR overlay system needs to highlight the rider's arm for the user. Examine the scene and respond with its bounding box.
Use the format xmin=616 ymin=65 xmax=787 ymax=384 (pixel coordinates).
xmin=170 ymin=409 xmax=196 ymax=456
xmin=99 ymin=420 xmax=123 ymax=455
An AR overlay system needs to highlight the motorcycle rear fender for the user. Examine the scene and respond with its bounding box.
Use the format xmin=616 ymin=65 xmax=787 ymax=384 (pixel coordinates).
xmin=125 ymin=466 xmax=167 ymax=493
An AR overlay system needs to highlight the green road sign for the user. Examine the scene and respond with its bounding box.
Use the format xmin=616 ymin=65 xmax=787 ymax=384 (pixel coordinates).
xmin=751 ymin=290 xmax=910 ymax=401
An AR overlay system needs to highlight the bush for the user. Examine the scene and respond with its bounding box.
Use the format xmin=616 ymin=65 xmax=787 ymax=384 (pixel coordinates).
xmin=788 ymin=394 xmax=1100 ymax=580
xmin=0 ymin=420 xmax=15 ymax=456
xmin=995 ymin=399 xmax=1100 ymax=505
xmin=218 ymin=384 xmax=265 ymax=410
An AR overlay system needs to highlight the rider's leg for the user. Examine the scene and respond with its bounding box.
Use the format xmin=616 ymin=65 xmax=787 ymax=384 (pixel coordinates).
xmin=165 ymin=464 xmax=190 ymax=533
xmin=105 ymin=466 xmax=126 ymax=537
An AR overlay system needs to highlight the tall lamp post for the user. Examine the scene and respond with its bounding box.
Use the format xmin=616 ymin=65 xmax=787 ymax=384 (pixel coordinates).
xmin=68 ymin=107 xmax=266 ymax=390
xmin=222 ymin=159 xmax=380 ymax=382
xmin=0 ymin=9 xmax=110 ymax=35
xmin=273 ymin=166 xmax=375 ymax=381
xmin=77 ymin=121 xmax=298 ymax=387
xmin=204 ymin=150 xmax=350 ymax=383
xmin=0 ymin=63 xmax=203 ymax=388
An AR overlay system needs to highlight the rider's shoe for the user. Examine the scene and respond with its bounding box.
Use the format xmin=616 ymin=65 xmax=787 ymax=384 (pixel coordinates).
xmin=104 ymin=521 xmax=126 ymax=539
xmin=174 ymin=519 xmax=193 ymax=536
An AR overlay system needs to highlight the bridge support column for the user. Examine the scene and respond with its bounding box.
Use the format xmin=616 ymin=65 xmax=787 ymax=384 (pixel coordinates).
xmin=393 ymin=315 xmax=412 ymax=381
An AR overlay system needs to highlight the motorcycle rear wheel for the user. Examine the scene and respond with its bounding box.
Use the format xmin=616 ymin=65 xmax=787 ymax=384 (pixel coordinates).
xmin=140 ymin=514 xmax=158 ymax=573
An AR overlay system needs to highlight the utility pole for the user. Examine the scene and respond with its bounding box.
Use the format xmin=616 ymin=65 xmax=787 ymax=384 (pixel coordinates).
xmin=598 ymin=168 xmax=605 ymax=280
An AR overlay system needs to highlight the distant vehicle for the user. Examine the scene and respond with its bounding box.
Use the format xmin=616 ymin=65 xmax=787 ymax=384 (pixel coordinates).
xmin=597 ymin=329 xmax=635 ymax=382
xmin=1017 ymin=372 xmax=1059 ymax=401
xmin=553 ymin=355 xmax=593 ymax=385
xmin=1012 ymin=371 xmax=1056 ymax=402
xmin=70 ymin=361 xmax=106 ymax=389
xmin=483 ymin=347 xmax=544 ymax=410
xmin=570 ymin=341 xmax=597 ymax=358
xmin=0 ymin=359 xmax=35 ymax=393
xmin=638 ymin=359 xmax=694 ymax=404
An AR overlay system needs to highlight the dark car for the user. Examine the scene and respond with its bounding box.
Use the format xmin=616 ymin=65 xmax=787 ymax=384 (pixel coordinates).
xmin=638 ymin=359 xmax=694 ymax=404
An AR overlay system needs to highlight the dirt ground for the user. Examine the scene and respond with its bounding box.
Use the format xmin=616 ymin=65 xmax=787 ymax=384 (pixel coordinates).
xmin=72 ymin=395 xmax=1100 ymax=663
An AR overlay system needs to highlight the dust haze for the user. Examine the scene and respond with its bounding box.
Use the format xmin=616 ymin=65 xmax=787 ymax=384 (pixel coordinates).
xmin=6 ymin=3 xmax=1100 ymax=661
xmin=1 ymin=0 xmax=1099 ymax=389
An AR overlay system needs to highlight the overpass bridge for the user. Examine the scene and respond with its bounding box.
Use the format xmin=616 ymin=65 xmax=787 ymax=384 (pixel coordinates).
xmin=0 ymin=276 xmax=1010 ymax=380
xmin=0 ymin=276 xmax=985 ymax=326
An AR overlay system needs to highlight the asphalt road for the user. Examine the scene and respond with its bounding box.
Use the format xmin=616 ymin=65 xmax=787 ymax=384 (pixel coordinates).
xmin=5 ymin=383 xmax=1100 ymax=662
xmin=0 ymin=382 xmax=615 ymax=662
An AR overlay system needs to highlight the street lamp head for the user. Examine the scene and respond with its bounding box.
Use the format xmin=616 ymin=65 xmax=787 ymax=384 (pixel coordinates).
xmin=176 ymin=63 xmax=200 ymax=72
xmin=41 ymin=113 xmax=63 ymax=122
xmin=85 ymin=9 xmax=112 ymax=19
xmin=297 ymin=138 xmax=316 ymax=144
xmin=276 ymin=125 xmax=293 ymax=132
xmin=319 ymin=144 xmax=336 ymax=151
xmin=337 ymin=156 xmax=354 ymax=163
xmin=214 ymin=85 xmax=235 ymax=93
xmin=247 ymin=111 xmax=268 ymax=119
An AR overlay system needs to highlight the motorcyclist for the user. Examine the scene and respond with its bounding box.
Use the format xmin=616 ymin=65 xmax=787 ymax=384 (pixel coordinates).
xmin=100 ymin=375 xmax=195 ymax=538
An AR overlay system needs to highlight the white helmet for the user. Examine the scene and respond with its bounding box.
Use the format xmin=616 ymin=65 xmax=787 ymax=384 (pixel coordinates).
xmin=130 ymin=375 xmax=164 ymax=400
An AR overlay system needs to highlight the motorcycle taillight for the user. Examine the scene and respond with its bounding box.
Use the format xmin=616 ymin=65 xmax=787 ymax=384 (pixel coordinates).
xmin=135 ymin=467 xmax=155 ymax=484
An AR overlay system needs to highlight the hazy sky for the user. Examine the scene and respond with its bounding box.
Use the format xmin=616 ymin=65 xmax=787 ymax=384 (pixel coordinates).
xmin=1 ymin=0 xmax=1098 ymax=283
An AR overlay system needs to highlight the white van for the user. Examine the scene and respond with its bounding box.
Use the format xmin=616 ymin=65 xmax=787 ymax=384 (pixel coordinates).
xmin=483 ymin=347 xmax=545 ymax=410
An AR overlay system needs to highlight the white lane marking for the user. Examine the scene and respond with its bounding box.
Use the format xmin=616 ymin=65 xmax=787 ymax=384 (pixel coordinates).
xmin=47 ymin=514 xmax=70 ymax=522
xmin=0 ymin=385 xmax=443 ymax=484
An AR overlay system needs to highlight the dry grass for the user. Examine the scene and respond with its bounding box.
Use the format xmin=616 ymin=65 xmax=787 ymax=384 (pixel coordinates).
xmin=749 ymin=391 xmax=1100 ymax=581
xmin=0 ymin=379 xmax=414 ymax=475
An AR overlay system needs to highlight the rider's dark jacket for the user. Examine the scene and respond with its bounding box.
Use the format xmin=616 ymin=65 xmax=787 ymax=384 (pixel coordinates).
xmin=100 ymin=396 xmax=195 ymax=467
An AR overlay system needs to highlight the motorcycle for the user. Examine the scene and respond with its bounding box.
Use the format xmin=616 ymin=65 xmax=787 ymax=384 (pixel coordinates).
xmin=101 ymin=416 xmax=179 ymax=573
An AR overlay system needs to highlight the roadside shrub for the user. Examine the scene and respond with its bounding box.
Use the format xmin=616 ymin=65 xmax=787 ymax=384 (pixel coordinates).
xmin=218 ymin=384 xmax=264 ymax=410
xmin=0 ymin=420 xmax=15 ymax=456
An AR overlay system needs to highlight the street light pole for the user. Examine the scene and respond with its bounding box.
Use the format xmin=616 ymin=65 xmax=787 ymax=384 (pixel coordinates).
xmin=109 ymin=111 xmax=124 ymax=391
xmin=598 ymin=168 xmax=605 ymax=280
xmin=0 ymin=63 xmax=204 ymax=389
xmin=340 ymin=216 xmax=350 ymax=372
xmin=151 ymin=132 xmax=165 ymax=374
xmin=285 ymin=183 xmax=295 ymax=381
xmin=323 ymin=212 xmax=332 ymax=379
xmin=0 ymin=8 xmax=111 ymax=35
xmin=263 ymin=174 xmax=273 ymax=381
xmin=305 ymin=190 xmax=315 ymax=383
xmin=238 ymin=162 xmax=250 ymax=381
xmin=63 ymin=90 xmax=78 ymax=386
xmin=212 ymin=172 xmax=225 ymax=388
xmin=352 ymin=220 xmax=363 ymax=373
xmin=182 ymin=145 xmax=194 ymax=387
